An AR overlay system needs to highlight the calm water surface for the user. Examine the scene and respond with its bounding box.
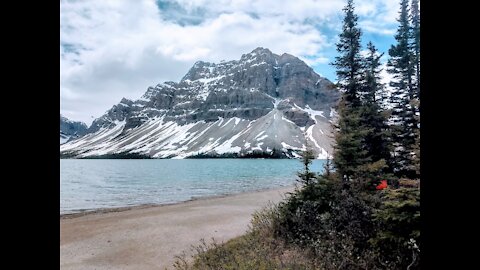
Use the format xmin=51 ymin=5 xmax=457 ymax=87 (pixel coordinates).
xmin=60 ymin=159 xmax=326 ymax=214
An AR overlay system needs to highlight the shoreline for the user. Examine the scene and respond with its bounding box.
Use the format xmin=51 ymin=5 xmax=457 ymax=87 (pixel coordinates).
xmin=60 ymin=185 xmax=297 ymax=220
xmin=61 ymin=185 xmax=295 ymax=269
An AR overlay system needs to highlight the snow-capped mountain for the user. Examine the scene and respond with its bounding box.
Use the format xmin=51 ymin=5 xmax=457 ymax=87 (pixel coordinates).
xmin=60 ymin=47 xmax=340 ymax=158
xmin=60 ymin=115 xmax=88 ymax=144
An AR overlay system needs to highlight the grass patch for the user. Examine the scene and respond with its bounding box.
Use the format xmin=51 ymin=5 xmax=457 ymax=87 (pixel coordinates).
xmin=172 ymin=203 xmax=318 ymax=270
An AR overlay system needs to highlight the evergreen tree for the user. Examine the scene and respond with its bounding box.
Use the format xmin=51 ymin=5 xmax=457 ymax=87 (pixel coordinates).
xmin=360 ymin=42 xmax=392 ymax=179
xmin=331 ymin=0 xmax=368 ymax=181
xmin=410 ymin=0 xmax=421 ymax=179
xmin=410 ymin=0 xmax=420 ymax=98
xmin=371 ymin=186 xmax=421 ymax=269
xmin=334 ymin=102 xmax=369 ymax=181
xmin=387 ymin=0 xmax=418 ymax=178
xmin=297 ymin=149 xmax=316 ymax=186
xmin=332 ymin=0 xmax=363 ymax=107
xmin=388 ymin=0 xmax=415 ymax=100
xmin=363 ymin=42 xmax=384 ymax=104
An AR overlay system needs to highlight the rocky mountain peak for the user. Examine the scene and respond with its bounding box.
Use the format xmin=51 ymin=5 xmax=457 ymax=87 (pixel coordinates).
xmin=61 ymin=48 xmax=340 ymax=158
xmin=240 ymin=47 xmax=275 ymax=60
xmin=181 ymin=61 xmax=216 ymax=81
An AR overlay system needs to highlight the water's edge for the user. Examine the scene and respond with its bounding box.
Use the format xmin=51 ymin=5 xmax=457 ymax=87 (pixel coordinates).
xmin=60 ymin=185 xmax=296 ymax=220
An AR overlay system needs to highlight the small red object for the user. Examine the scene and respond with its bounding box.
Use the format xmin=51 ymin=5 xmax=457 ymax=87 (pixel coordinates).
xmin=376 ymin=180 xmax=388 ymax=190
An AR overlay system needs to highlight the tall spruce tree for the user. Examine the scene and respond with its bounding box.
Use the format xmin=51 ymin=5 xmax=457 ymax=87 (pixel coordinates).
xmin=333 ymin=0 xmax=363 ymax=107
xmin=334 ymin=103 xmax=368 ymax=181
xmin=387 ymin=0 xmax=418 ymax=178
xmin=411 ymin=0 xmax=420 ymax=97
xmin=331 ymin=0 xmax=368 ymax=181
xmin=360 ymin=42 xmax=392 ymax=179
xmin=363 ymin=42 xmax=384 ymax=104
xmin=410 ymin=0 xmax=421 ymax=179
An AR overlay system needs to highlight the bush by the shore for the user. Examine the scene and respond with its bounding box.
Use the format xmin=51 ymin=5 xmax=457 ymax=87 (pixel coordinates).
xmin=172 ymin=163 xmax=420 ymax=270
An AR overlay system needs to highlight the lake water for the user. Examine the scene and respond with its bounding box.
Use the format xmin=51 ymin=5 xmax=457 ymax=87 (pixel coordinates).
xmin=60 ymin=159 xmax=326 ymax=214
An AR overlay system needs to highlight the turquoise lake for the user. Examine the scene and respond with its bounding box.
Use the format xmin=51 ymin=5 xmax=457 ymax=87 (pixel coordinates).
xmin=60 ymin=159 xmax=326 ymax=214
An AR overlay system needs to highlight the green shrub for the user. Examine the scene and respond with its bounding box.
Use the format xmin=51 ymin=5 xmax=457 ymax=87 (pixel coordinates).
xmin=370 ymin=186 xmax=421 ymax=269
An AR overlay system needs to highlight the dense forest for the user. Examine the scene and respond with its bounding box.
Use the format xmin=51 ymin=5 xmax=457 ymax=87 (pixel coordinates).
xmin=174 ymin=0 xmax=421 ymax=269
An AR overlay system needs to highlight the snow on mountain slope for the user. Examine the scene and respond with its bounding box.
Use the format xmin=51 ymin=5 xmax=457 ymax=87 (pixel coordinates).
xmin=60 ymin=134 xmax=70 ymax=144
xmin=61 ymin=48 xmax=340 ymax=158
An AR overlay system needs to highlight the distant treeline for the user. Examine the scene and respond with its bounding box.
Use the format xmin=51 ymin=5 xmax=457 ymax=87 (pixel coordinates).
xmin=186 ymin=149 xmax=291 ymax=159
xmin=60 ymin=152 xmax=152 ymax=159
xmin=60 ymin=149 xmax=297 ymax=159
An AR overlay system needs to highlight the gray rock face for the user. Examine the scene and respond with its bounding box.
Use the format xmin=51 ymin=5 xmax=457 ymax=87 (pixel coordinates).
xmin=60 ymin=115 xmax=88 ymax=144
xmin=61 ymin=48 xmax=340 ymax=158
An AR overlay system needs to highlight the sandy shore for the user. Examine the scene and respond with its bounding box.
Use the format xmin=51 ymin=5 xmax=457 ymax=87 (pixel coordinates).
xmin=60 ymin=186 xmax=294 ymax=270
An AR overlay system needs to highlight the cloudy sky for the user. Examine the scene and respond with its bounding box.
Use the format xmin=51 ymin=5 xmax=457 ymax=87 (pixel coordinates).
xmin=61 ymin=0 xmax=402 ymax=126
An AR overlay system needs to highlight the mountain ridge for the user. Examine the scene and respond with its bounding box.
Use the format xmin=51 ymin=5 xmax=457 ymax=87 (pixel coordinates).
xmin=61 ymin=47 xmax=340 ymax=158
xmin=60 ymin=115 xmax=88 ymax=144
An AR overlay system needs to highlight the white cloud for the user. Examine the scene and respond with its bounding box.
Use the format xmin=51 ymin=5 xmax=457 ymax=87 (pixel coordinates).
xmin=60 ymin=0 xmax=403 ymax=125
xmin=359 ymin=0 xmax=400 ymax=21
xmin=357 ymin=0 xmax=400 ymax=35
xmin=360 ymin=20 xmax=396 ymax=35
xmin=301 ymin=55 xmax=330 ymax=66
xmin=170 ymin=0 xmax=345 ymax=20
